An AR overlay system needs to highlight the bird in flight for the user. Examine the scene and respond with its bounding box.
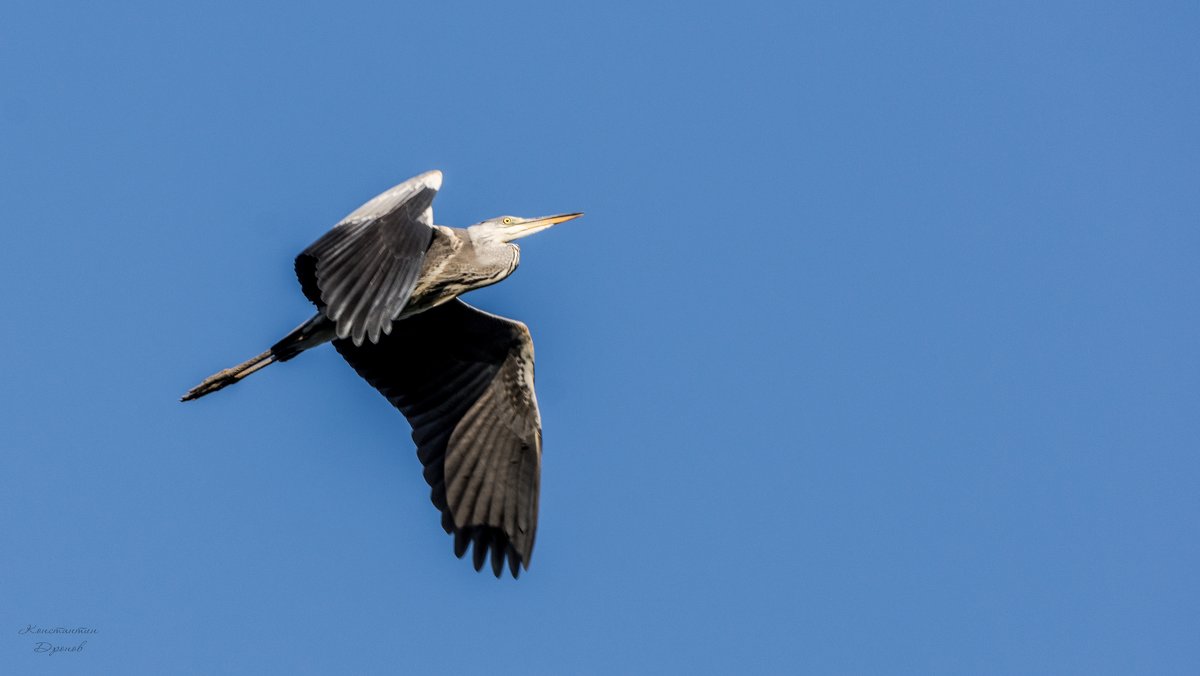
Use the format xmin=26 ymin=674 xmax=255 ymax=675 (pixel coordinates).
xmin=182 ymin=170 xmax=581 ymax=578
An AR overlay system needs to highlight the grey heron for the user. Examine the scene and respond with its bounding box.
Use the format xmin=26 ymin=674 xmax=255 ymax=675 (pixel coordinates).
xmin=182 ymin=170 xmax=581 ymax=578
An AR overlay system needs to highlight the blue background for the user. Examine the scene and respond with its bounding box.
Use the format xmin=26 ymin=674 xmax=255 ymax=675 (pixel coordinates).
xmin=2 ymin=2 xmax=1197 ymax=674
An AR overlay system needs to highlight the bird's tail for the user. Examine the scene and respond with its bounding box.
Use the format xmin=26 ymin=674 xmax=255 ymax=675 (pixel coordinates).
xmin=181 ymin=349 xmax=276 ymax=401
xmin=180 ymin=313 xmax=334 ymax=402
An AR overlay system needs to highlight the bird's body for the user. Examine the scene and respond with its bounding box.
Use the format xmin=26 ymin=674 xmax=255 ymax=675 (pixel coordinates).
xmin=183 ymin=171 xmax=580 ymax=578
xmin=404 ymin=225 xmax=521 ymax=317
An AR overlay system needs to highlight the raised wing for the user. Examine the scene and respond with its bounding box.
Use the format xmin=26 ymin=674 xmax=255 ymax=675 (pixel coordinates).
xmin=295 ymin=171 xmax=442 ymax=345
xmin=332 ymin=299 xmax=542 ymax=578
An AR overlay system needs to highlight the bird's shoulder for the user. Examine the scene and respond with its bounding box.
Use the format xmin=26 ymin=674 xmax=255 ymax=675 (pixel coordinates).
xmin=428 ymin=225 xmax=466 ymax=255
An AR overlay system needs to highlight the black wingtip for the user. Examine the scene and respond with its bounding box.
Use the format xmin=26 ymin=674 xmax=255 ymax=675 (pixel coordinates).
xmin=507 ymin=545 xmax=521 ymax=579
xmin=472 ymin=532 xmax=487 ymax=572
xmin=490 ymin=540 xmax=505 ymax=578
xmin=452 ymin=529 xmax=524 ymax=578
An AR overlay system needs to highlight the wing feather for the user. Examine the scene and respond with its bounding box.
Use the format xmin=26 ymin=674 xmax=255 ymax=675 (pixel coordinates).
xmin=295 ymin=171 xmax=441 ymax=345
xmin=332 ymin=299 xmax=542 ymax=577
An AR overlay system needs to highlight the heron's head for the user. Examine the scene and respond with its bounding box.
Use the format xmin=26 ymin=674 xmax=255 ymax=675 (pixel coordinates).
xmin=467 ymin=213 xmax=583 ymax=244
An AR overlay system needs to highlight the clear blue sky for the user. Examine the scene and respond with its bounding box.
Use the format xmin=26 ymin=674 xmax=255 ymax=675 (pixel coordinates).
xmin=2 ymin=2 xmax=1197 ymax=674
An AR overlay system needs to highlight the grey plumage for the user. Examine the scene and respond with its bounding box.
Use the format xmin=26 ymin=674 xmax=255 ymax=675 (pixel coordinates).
xmin=296 ymin=173 xmax=438 ymax=345
xmin=182 ymin=171 xmax=581 ymax=578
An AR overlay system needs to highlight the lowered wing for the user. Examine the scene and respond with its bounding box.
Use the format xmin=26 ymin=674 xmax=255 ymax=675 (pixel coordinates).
xmin=333 ymin=299 xmax=542 ymax=578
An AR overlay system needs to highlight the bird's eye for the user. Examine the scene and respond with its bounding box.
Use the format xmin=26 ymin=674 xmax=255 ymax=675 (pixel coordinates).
xmin=502 ymin=217 xmax=513 ymax=225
